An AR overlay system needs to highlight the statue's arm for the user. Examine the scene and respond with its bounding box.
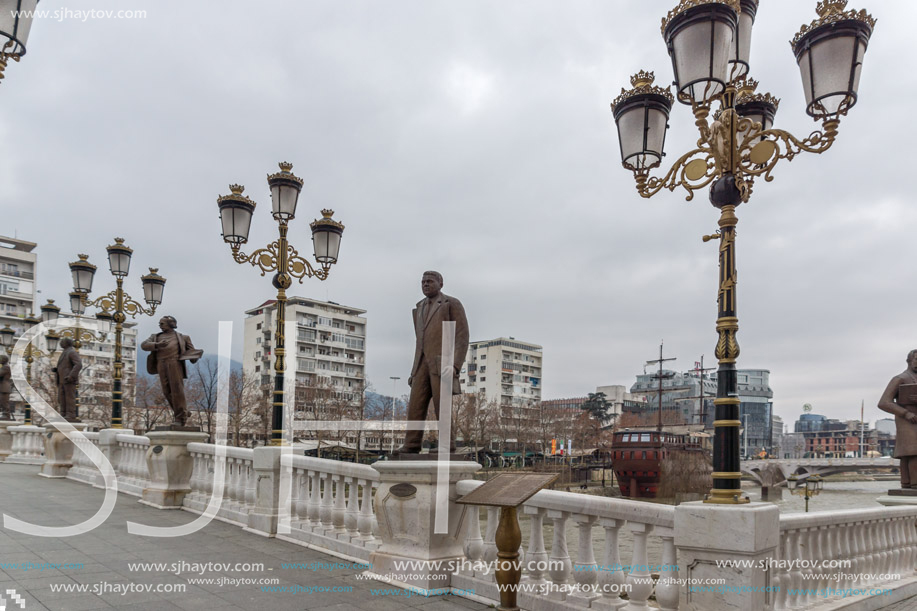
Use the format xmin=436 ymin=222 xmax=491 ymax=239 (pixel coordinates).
xmin=68 ymin=351 xmax=82 ymax=381
xmin=140 ymin=334 xmax=158 ymax=351
xmin=451 ymin=298 xmax=470 ymax=372
xmin=878 ymin=377 xmax=908 ymax=417
xmin=185 ymin=335 xmax=200 ymax=363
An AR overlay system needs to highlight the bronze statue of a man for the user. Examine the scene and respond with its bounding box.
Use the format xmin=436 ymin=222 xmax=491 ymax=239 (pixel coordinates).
xmin=878 ymin=349 xmax=917 ymax=488
xmin=141 ymin=316 xmax=201 ymax=427
xmin=53 ymin=337 xmax=82 ymax=421
xmin=397 ymin=271 xmax=469 ymax=453
xmin=0 ymin=354 xmax=12 ymax=420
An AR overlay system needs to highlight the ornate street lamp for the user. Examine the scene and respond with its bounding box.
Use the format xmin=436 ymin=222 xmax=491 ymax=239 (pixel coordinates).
xmin=69 ymin=239 xmax=165 ymax=428
xmin=13 ymin=312 xmax=55 ymax=424
xmin=0 ymin=324 xmax=14 ymax=353
xmin=787 ymin=473 xmax=823 ymax=512
xmin=217 ymin=162 xmax=345 ymax=445
xmin=0 ymin=0 xmax=38 ymax=84
xmin=611 ymin=0 xmax=875 ymax=505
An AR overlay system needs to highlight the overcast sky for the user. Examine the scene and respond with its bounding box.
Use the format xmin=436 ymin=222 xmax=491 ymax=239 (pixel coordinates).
xmin=1 ymin=0 xmax=910 ymax=429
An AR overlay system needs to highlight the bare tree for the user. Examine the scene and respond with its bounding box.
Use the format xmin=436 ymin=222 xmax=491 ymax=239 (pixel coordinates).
xmin=227 ymin=369 xmax=264 ymax=447
xmin=124 ymin=373 xmax=168 ymax=433
xmin=187 ymin=359 xmax=223 ymax=443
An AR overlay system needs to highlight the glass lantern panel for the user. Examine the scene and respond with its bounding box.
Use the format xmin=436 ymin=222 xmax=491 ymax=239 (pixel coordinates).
xmin=70 ymin=294 xmax=85 ymax=315
xmin=808 ymin=35 xmax=862 ymax=115
xmin=730 ymin=11 xmax=754 ymax=80
xmin=645 ymin=107 xmax=668 ymax=164
xmin=108 ymin=252 xmax=131 ymax=276
xmin=672 ymin=20 xmax=732 ymax=103
xmin=271 ymin=185 xmax=300 ymax=219
xmin=0 ymin=0 xmax=38 ymax=51
xmin=616 ymin=106 xmax=648 ymax=165
xmin=72 ymin=268 xmax=94 ymax=293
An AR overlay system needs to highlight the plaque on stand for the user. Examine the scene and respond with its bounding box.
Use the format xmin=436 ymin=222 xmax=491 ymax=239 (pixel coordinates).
xmin=457 ymin=473 xmax=559 ymax=611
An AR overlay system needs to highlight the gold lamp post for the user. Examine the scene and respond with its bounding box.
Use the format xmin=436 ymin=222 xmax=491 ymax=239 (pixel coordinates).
xmin=787 ymin=473 xmax=823 ymax=512
xmin=69 ymin=240 xmax=166 ymax=428
xmin=0 ymin=0 xmax=39 ymax=84
xmin=217 ymin=162 xmax=344 ymax=446
xmin=40 ymin=298 xmax=110 ymax=420
xmin=610 ymin=0 xmax=875 ymax=505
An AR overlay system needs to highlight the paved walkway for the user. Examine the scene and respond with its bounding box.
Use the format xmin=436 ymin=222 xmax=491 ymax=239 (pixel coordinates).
xmin=0 ymin=464 xmax=491 ymax=611
xmin=884 ymin=596 xmax=917 ymax=611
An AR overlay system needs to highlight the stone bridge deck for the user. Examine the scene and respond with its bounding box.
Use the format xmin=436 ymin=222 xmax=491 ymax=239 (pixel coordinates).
xmin=0 ymin=464 xmax=488 ymax=611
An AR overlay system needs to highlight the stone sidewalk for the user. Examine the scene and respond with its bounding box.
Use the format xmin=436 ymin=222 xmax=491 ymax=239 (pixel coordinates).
xmin=0 ymin=463 xmax=492 ymax=611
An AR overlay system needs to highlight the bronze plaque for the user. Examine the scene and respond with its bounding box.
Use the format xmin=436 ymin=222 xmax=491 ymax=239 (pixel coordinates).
xmin=390 ymin=483 xmax=417 ymax=498
xmin=456 ymin=473 xmax=559 ymax=508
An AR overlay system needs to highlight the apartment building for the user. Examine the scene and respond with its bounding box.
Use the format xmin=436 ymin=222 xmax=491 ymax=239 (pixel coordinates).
xmin=0 ymin=235 xmax=38 ymax=338
xmin=460 ymin=337 xmax=542 ymax=407
xmin=243 ymin=298 xmax=367 ymax=439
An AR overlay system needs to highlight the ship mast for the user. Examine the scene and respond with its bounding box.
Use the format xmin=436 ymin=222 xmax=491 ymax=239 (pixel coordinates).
xmin=646 ymin=342 xmax=676 ymax=435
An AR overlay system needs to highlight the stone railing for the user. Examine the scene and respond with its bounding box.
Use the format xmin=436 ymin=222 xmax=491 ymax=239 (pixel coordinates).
xmin=66 ymin=431 xmax=101 ymax=485
xmin=278 ymin=454 xmax=380 ymax=562
xmin=114 ymin=433 xmax=151 ymax=496
xmin=5 ymin=425 xmax=47 ymax=465
xmin=773 ymin=507 xmax=917 ymax=611
xmin=183 ymin=443 xmax=256 ymax=526
xmin=452 ymin=479 xmax=679 ymax=610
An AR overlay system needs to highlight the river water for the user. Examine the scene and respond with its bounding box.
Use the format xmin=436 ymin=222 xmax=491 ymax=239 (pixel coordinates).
xmin=511 ymin=479 xmax=897 ymax=568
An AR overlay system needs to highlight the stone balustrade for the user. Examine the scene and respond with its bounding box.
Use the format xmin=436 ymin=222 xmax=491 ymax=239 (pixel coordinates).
xmin=5 ymin=425 xmax=47 ymax=465
xmin=114 ymin=433 xmax=151 ymax=496
xmin=183 ymin=443 xmax=257 ymax=526
xmin=774 ymin=507 xmax=917 ymax=610
xmin=279 ymin=453 xmax=381 ymax=562
xmin=10 ymin=434 xmax=917 ymax=611
xmin=64 ymin=431 xmax=100 ymax=485
xmin=453 ymin=479 xmax=678 ymax=611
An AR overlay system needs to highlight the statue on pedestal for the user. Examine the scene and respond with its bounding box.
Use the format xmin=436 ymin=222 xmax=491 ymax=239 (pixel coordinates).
xmin=878 ymin=349 xmax=917 ymax=489
xmin=0 ymin=354 xmax=12 ymax=420
xmin=53 ymin=337 xmax=82 ymax=422
xmin=395 ymin=271 xmax=469 ymax=454
xmin=141 ymin=316 xmax=202 ymax=429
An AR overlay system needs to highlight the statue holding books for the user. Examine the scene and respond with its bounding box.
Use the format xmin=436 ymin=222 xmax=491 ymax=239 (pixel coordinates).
xmin=878 ymin=349 xmax=917 ymax=489
xmin=140 ymin=315 xmax=203 ymax=428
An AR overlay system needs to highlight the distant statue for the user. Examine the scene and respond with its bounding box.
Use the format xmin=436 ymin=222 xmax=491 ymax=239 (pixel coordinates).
xmin=878 ymin=349 xmax=917 ymax=489
xmin=0 ymin=354 xmax=12 ymax=420
xmin=141 ymin=316 xmax=202 ymax=427
xmin=396 ymin=271 xmax=469 ymax=454
xmin=53 ymin=337 xmax=82 ymax=421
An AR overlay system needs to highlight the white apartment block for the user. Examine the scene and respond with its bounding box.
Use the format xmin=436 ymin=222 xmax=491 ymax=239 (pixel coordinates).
xmin=461 ymin=337 xmax=542 ymax=407
xmin=0 ymin=235 xmax=38 ymax=337
xmin=243 ymin=297 xmax=367 ymax=410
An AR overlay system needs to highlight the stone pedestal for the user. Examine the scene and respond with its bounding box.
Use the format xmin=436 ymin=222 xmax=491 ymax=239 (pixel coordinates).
xmin=675 ymin=501 xmax=779 ymax=611
xmin=366 ymin=460 xmax=481 ymax=595
xmin=245 ymin=447 xmax=284 ymax=537
xmin=0 ymin=420 xmax=21 ymax=462
xmin=140 ymin=430 xmax=207 ymax=509
xmin=39 ymin=423 xmax=89 ymax=478
xmin=878 ymin=488 xmax=917 ymax=506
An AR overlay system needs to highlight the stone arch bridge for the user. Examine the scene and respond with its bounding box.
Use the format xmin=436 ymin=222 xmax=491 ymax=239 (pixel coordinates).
xmin=741 ymin=456 xmax=896 ymax=487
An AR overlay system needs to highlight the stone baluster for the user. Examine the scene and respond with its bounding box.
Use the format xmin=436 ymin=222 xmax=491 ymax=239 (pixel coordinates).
xmin=244 ymin=461 xmax=256 ymax=511
xmin=320 ymin=473 xmax=334 ymax=533
xmin=307 ymin=470 xmax=321 ymax=529
xmin=569 ymin=514 xmax=599 ymax=605
xmin=357 ymin=479 xmax=375 ymax=543
xmin=834 ymin=522 xmax=849 ymax=591
xmin=783 ymin=529 xmax=802 ymax=610
xmin=596 ymin=518 xmax=626 ymax=610
xmin=291 ymin=469 xmax=306 ymax=526
xmin=655 ymin=526 xmax=679 ymax=611
xmin=344 ymin=476 xmax=360 ymax=539
xmin=462 ymin=505 xmax=484 ymax=577
xmin=624 ymin=522 xmax=654 ymax=610
xmin=546 ymin=509 xmax=572 ymax=601
xmin=187 ymin=452 xmax=201 ymax=503
xmin=483 ymin=506 xmax=499 ymax=570
xmin=893 ymin=518 xmax=905 ymax=575
xmin=863 ymin=521 xmax=876 ymax=586
xmin=772 ymin=531 xmax=788 ymax=611
xmin=876 ymin=519 xmax=889 ymax=581
xmin=813 ymin=526 xmax=828 ymax=596
xmin=332 ymin=474 xmax=347 ymax=537
xmin=203 ymin=453 xmax=214 ymax=504
xmin=522 ymin=506 xmax=547 ymax=587
xmin=371 ymin=481 xmax=380 ymax=537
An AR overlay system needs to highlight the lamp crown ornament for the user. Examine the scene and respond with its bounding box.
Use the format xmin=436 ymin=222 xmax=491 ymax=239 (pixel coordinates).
xmin=229 ymin=184 xmax=244 ymax=194
xmin=611 ymin=70 xmax=674 ymax=111
xmin=278 ymin=161 xmax=294 ymax=173
xmin=267 ymin=162 xmax=304 ymax=187
xmin=791 ymin=0 xmax=876 ymax=46
xmin=78 ymin=254 xmax=89 ymax=261
xmin=662 ymin=0 xmax=741 ymax=35
xmin=321 ymin=209 xmax=334 ymax=219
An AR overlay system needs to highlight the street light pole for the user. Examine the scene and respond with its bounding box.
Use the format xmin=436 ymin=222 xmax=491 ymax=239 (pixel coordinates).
xmin=69 ymin=241 xmax=165 ymax=428
xmin=389 ymin=376 xmax=400 ymax=453
xmin=217 ymin=163 xmax=344 ymax=446
xmin=610 ymin=0 xmax=876 ymax=505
